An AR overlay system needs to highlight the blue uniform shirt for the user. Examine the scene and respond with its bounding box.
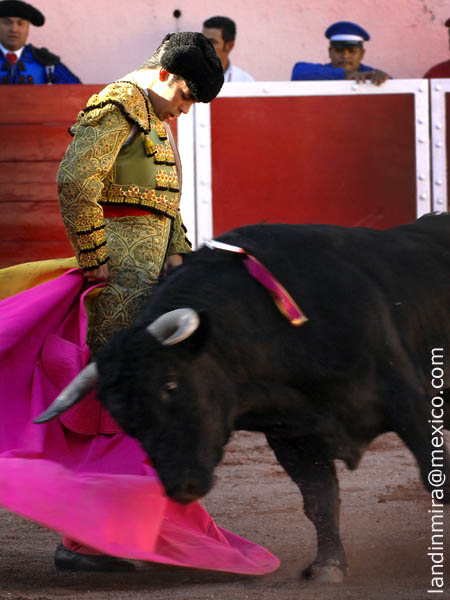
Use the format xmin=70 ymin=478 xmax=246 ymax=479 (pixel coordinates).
xmin=1 ymin=44 xmax=81 ymax=84
xmin=291 ymin=62 xmax=374 ymax=81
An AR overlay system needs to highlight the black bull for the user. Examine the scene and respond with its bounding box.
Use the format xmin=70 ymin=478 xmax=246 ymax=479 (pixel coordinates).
xmin=37 ymin=215 xmax=450 ymax=582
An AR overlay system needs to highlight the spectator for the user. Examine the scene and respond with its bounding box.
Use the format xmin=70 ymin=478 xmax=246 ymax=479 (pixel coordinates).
xmin=423 ymin=18 xmax=450 ymax=78
xmin=291 ymin=21 xmax=390 ymax=86
xmin=202 ymin=15 xmax=254 ymax=82
xmin=0 ymin=0 xmax=80 ymax=84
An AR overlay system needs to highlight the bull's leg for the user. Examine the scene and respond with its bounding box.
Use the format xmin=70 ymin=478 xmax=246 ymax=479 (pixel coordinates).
xmin=393 ymin=396 xmax=450 ymax=503
xmin=265 ymin=433 xmax=346 ymax=582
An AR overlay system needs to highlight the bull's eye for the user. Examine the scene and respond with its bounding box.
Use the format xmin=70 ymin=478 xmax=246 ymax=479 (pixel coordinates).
xmin=160 ymin=380 xmax=178 ymax=403
xmin=164 ymin=381 xmax=178 ymax=392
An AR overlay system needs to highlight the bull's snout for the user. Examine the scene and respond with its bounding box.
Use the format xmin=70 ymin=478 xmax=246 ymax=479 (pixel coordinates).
xmin=165 ymin=473 xmax=213 ymax=504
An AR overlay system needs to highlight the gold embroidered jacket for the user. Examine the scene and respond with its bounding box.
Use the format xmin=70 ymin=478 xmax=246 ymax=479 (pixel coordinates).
xmin=57 ymin=81 xmax=191 ymax=270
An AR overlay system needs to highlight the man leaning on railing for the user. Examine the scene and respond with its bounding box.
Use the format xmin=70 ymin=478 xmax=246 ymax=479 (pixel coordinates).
xmin=291 ymin=21 xmax=391 ymax=87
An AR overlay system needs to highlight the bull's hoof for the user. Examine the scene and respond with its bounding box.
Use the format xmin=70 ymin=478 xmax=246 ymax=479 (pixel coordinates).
xmin=302 ymin=560 xmax=346 ymax=583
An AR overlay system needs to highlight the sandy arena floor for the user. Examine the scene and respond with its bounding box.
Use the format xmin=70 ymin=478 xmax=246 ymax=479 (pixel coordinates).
xmin=0 ymin=431 xmax=448 ymax=600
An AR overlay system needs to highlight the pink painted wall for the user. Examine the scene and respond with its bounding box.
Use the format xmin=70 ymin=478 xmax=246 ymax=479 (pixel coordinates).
xmin=28 ymin=0 xmax=450 ymax=83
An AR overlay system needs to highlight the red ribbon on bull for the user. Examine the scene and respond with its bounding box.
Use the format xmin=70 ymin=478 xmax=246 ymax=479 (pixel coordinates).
xmin=205 ymin=239 xmax=308 ymax=327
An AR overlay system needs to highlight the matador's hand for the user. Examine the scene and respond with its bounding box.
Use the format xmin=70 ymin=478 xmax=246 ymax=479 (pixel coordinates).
xmin=164 ymin=254 xmax=183 ymax=272
xmin=83 ymin=263 xmax=110 ymax=282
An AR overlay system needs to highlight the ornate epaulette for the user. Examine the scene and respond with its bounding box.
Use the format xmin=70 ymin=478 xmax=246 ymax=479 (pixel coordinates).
xmin=83 ymin=81 xmax=152 ymax=134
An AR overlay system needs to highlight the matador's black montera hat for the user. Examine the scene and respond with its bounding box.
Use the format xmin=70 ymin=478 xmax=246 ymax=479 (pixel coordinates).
xmin=0 ymin=0 xmax=45 ymax=26
xmin=159 ymin=32 xmax=224 ymax=103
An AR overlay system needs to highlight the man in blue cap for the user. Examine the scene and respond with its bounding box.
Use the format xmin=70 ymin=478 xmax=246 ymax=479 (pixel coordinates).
xmin=0 ymin=0 xmax=80 ymax=84
xmin=291 ymin=21 xmax=390 ymax=85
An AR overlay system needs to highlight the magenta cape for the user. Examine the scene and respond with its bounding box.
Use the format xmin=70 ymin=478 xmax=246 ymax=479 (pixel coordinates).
xmin=0 ymin=268 xmax=279 ymax=574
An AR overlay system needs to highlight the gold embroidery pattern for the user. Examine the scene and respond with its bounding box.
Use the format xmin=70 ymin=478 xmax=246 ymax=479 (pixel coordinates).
xmin=100 ymin=184 xmax=179 ymax=217
xmin=154 ymin=121 xmax=167 ymax=139
xmin=83 ymin=81 xmax=151 ymax=133
xmin=168 ymin=211 xmax=192 ymax=255
xmin=152 ymin=140 xmax=176 ymax=166
xmin=153 ymin=144 xmax=167 ymax=164
xmin=168 ymin=172 xmax=179 ymax=192
xmin=79 ymin=244 xmax=109 ymax=270
xmin=57 ymin=104 xmax=131 ymax=270
xmin=86 ymin=214 xmax=171 ymax=355
xmin=77 ymin=228 xmax=106 ymax=251
xmin=156 ymin=170 xmax=169 ymax=190
xmin=75 ymin=207 xmax=104 ymax=236
xmin=145 ymin=138 xmax=156 ymax=157
xmin=165 ymin=142 xmax=176 ymax=166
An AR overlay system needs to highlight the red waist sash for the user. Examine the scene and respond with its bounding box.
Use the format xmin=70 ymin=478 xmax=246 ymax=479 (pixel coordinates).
xmin=102 ymin=204 xmax=149 ymax=218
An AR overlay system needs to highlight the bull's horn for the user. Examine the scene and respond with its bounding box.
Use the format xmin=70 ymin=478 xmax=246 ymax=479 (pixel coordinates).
xmin=147 ymin=308 xmax=200 ymax=345
xmin=34 ymin=362 xmax=98 ymax=424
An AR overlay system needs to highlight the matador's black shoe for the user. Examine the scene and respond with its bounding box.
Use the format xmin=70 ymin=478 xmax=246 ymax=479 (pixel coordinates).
xmin=55 ymin=544 xmax=136 ymax=572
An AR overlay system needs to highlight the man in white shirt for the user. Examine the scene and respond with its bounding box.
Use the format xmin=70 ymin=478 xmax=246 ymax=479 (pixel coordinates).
xmin=202 ymin=15 xmax=254 ymax=82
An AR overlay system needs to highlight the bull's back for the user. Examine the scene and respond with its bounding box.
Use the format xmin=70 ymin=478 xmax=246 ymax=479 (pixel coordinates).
xmin=146 ymin=215 xmax=450 ymax=381
xmin=215 ymin=216 xmax=450 ymax=371
xmin=218 ymin=216 xmax=450 ymax=303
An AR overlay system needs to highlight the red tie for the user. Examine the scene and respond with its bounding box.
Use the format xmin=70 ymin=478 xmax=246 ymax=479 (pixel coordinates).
xmin=5 ymin=53 xmax=17 ymax=64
